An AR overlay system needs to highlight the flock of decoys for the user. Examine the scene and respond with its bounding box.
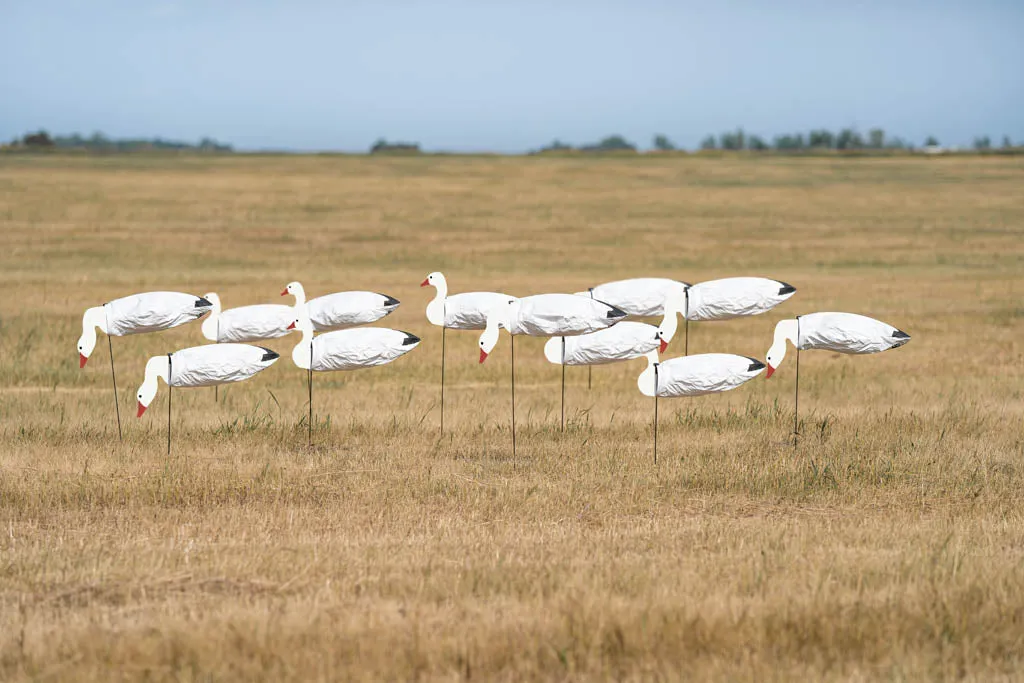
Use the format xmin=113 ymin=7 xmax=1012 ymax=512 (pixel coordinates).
xmin=77 ymin=275 xmax=911 ymax=459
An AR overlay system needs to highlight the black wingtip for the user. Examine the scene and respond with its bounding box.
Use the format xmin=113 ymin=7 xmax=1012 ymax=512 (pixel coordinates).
xmin=401 ymin=332 xmax=420 ymax=346
xmin=892 ymin=329 xmax=910 ymax=339
xmin=777 ymin=282 xmax=797 ymax=296
xmin=195 ymin=297 xmax=213 ymax=308
xmin=259 ymin=348 xmax=280 ymax=362
xmin=746 ymin=357 xmax=766 ymax=372
xmin=380 ymin=294 xmax=400 ymax=307
xmin=606 ymin=305 xmax=627 ymax=319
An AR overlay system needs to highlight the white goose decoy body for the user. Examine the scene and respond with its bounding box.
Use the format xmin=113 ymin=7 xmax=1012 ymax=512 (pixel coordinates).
xmin=201 ymin=292 xmax=294 ymax=343
xmin=135 ymin=343 xmax=279 ymax=416
xmin=289 ymin=314 xmax=420 ymax=372
xmin=282 ymin=281 xmax=400 ymax=332
xmin=765 ymin=312 xmax=911 ymax=377
xmin=544 ymin=321 xmax=664 ymax=366
xmin=684 ymin=277 xmax=796 ymax=321
xmin=422 ymin=272 xmax=516 ymax=330
xmin=575 ymin=278 xmax=690 ymax=318
xmin=637 ymin=351 xmax=766 ymax=397
xmin=78 ymin=292 xmax=212 ymax=367
xmin=478 ymin=294 xmax=627 ymax=362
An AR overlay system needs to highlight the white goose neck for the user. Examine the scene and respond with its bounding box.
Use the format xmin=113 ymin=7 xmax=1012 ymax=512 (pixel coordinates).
xmin=201 ymin=293 xmax=221 ymax=340
xmin=775 ymin=319 xmax=799 ymax=347
xmin=84 ymin=306 xmax=108 ymax=335
xmin=291 ymin=319 xmax=314 ymax=370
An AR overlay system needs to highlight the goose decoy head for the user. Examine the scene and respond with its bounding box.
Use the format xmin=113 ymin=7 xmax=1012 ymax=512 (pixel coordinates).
xmin=655 ymin=329 xmax=668 ymax=354
xmin=281 ymin=281 xmax=303 ymax=298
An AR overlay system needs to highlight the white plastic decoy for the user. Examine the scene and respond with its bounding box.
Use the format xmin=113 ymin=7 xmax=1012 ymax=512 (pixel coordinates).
xmin=478 ymin=294 xmax=626 ymax=363
xmin=282 ymin=281 xmax=400 ymax=332
xmin=574 ymin=278 xmax=690 ymax=318
xmin=422 ymin=271 xmax=515 ymax=330
xmin=201 ymin=292 xmax=294 ymax=343
xmin=637 ymin=350 xmax=766 ymax=397
xmin=135 ymin=343 xmax=279 ymax=416
xmin=77 ymin=291 xmax=212 ymax=367
xmin=765 ymin=312 xmax=911 ymax=377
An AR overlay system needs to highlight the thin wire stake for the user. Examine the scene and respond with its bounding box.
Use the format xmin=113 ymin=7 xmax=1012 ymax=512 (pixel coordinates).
xmin=440 ymin=319 xmax=446 ymax=437
xmin=167 ymin=354 xmax=172 ymax=457
xmin=511 ymin=334 xmax=516 ymax=461
xmin=793 ymin=323 xmax=801 ymax=448
xmin=560 ymin=336 xmax=565 ymax=432
xmin=684 ymin=289 xmax=690 ymax=356
xmin=108 ymin=335 xmax=122 ymax=441
xmin=587 ymin=288 xmax=594 ymax=390
xmin=653 ymin=363 xmax=659 ymax=465
xmin=308 ymin=341 xmax=313 ymax=448
xmin=214 ymin=318 xmax=219 ymax=403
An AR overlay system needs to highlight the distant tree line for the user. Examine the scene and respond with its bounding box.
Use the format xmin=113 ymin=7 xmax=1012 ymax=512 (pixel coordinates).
xmin=532 ymin=135 xmax=638 ymax=154
xmin=686 ymin=128 xmax=1018 ymax=153
xmin=9 ymin=130 xmax=232 ymax=152
xmin=369 ymin=138 xmax=421 ymax=154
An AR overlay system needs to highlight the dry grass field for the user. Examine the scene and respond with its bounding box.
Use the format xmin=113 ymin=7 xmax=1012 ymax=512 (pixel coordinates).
xmin=1 ymin=152 xmax=1023 ymax=681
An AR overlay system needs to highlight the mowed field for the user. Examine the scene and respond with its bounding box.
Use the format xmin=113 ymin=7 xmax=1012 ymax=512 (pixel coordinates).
xmin=1 ymin=153 xmax=1023 ymax=681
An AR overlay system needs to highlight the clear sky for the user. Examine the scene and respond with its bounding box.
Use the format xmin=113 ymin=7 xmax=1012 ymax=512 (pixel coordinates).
xmin=2 ymin=0 xmax=1022 ymax=152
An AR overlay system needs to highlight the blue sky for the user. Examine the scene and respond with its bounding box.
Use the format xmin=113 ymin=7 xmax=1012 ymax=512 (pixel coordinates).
xmin=2 ymin=0 xmax=1022 ymax=152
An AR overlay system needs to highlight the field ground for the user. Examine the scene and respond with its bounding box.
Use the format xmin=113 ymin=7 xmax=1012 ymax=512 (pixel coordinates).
xmin=1 ymin=153 xmax=1023 ymax=681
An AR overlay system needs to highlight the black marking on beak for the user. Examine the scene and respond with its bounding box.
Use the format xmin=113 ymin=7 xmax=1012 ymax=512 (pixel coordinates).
xmin=777 ymin=282 xmax=796 ymax=295
xmin=746 ymin=358 xmax=766 ymax=372
xmin=892 ymin=329 xmax=910 ymax=339
xmin=195 ymin=297 xmax=213 ymax=308
xmin=401 ymin=332 xmax=420 ymax=345
xmin=380 ymin=294 xmax=400 ymax=307
xmin=259 ymin=348 xmax=280 ymax=362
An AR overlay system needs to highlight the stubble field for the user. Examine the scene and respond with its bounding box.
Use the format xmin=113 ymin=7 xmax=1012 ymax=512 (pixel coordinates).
xmin=1 ymin=152 xmax=1023 ymax=681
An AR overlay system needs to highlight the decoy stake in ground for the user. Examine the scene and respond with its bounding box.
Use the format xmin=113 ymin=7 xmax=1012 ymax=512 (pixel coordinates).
xmin=479 ymin=293 xmax=626 ymax=456
xmin=135 ymin=343 xmax=280 ymax=455
xmin=422 ymin=271 xmax=515 ymax=436
xmin=288 ymin=310 xmax=420 ymax=446
xmin=78 ymin=291 xmax=213 ymax=440
xmin=765 ymin=312 xmax=911 ymax=445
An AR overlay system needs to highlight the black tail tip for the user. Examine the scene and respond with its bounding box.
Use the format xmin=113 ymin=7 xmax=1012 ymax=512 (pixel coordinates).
xmin=259 ymin=348 xmax=280 ymax=362
xmin=777 ymin=282 xmax=797 ymax=295
xmin=195 ymin=297 xmax=213 ymax=308
xmin=402 ymin=332 xmax=420 ymax=345
xmin=381 ymin=294 xmax=400 ymax=307
xmin=892 ymin=329 xmax=910 ymax=339
xmin=746 ymin=357 xmax=766 ymax=372
xmin=607 ymin=305 xmax=627 ymax=319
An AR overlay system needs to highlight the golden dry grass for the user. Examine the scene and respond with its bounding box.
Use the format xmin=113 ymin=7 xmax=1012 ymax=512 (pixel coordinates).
xmin=1 ymin=153 xmax=1023 ymax=681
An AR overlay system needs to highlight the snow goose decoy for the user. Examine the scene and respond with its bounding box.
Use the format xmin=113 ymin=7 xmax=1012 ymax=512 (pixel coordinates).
xmin=542 ymin=306 xmax=678 ymax=426
xmin=637 ymin=350 xmax=766 ymax=462
xmin=77 ymin=291 xmax=212 ymax=440
xmin=573 ymin=277 xmax=690 ymax=388
xmin=289 ymin=311 xmax=420 ymax=446
xmin=478 ymin=293 xmax=626 ymax=454
xmin=135 ymin=343 xmax=279 ymax=454
xmin=575 ymin=277 xmax=691 ymax=318
xmin=764 ymin=312 xmax=911 ymax=445
xmin=421 ymin=271 xmax=516 ymax=436
xmin=201 ymin=292 xmax=294 ymax=343
xmin=282 ymin=281 xmax=399 ymax=332
xmin=665 ymin=277 xmax=797 ymax=354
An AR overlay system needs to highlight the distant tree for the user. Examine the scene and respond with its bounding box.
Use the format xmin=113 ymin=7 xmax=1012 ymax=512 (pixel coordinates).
xmin=1002 ymin=135 xmax=1013 ymax=149
xmin=370 ymin=138 xmax=420 ymax=154
xmin=774 ymin=133 xmax=805 ymax=151
xmin=747 ymin=135 xmax=769 ymax=151
xmin=808 ymin=129 xmax=835 ymax=149
xmin=973 ymin=136 xmax=991 ymax=151
xmin=652 ymin=134 xmax=675 ymax=151
xmin=533 ymin=139 xmax=574 ymax=153
xmin=924 ymin=136 xmax=939 ymax=147
xmin=719 ymin=128 xmax=745 ymax=151
xmin=699 ymin=135 xmax=717 ymax=150
xmin=836 ymin=128 xmax=864 ymax=150
xmin=868 ymin=128 xmax=885 ymax=149
xmin=580 ymin=135 xmax=636 ymax=152
xmin=22 ymin=130 xmax=54 ymax=147
xmin=885 ymin=137 xmax=908 ymax=150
